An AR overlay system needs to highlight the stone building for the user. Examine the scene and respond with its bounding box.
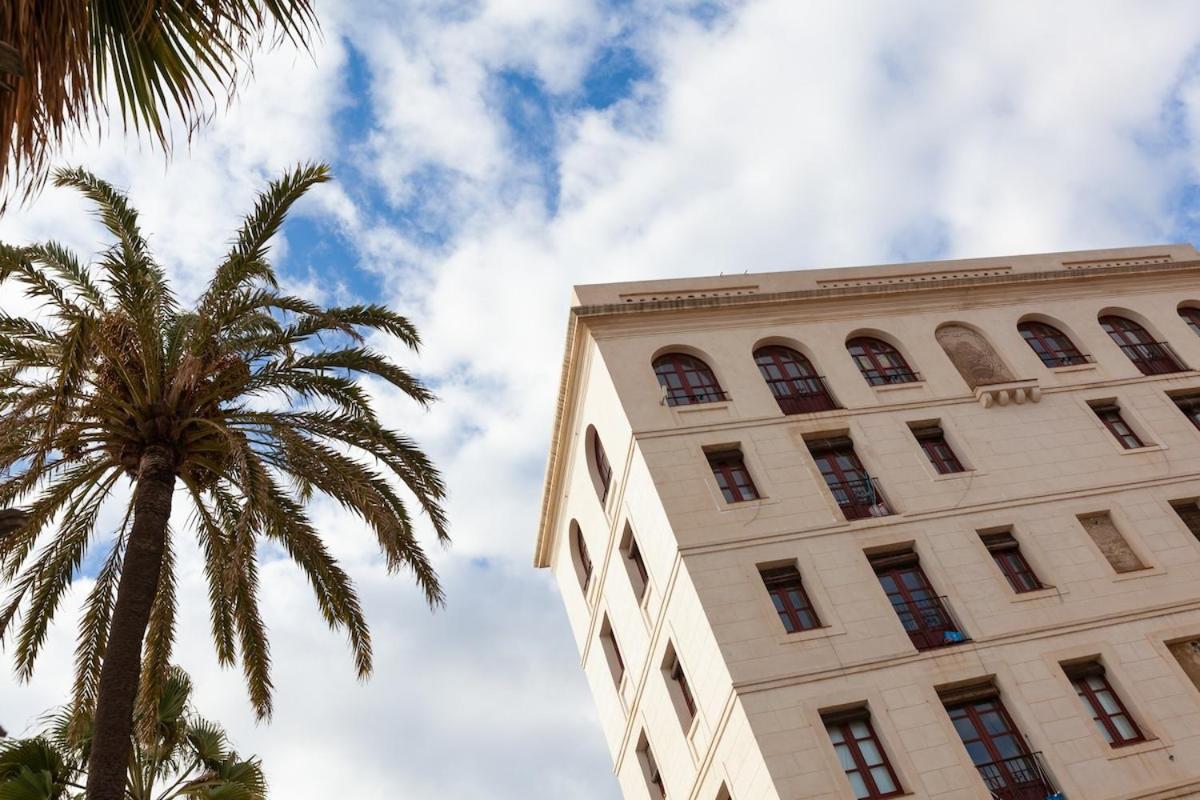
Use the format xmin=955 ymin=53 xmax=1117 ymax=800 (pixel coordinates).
xmin=533 ymin=244 xmax=1200 ymax=800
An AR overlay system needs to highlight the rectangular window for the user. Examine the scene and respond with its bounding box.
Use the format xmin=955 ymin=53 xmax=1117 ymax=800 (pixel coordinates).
xmin=869 ymin=551 xmax=965 ymax=651
xmin=980 ymin=531 xmax=1043 ymax=593
xmin=600 ymin=617 xmax=625 ymax=688
xmin=622 ymin=526 xmax=650 ymax=602
xmin=1172 ymin=393 xmax=1200 ymax=431
xmin=637 ymin=734 xmax=666 ymax=799
xmin=822 ymin=709 xmax=902 ymax=799
xmin=1091 ymin=404 xmax=1145 ymax=449
xmin=941 ymin=687 xmax=1055 ymax=800
xmin=911 ymin=425 xmax=966 ymax=474
xmin=760 ymin=565 xmax=821 ymax=632
xmin=808 ymin=437 xmax=890 ymax=519
xmin=1078 ymin=512 xmax=1146 ymax=573
xmin=1064 ymin=662 xmax=1145 ymax=747
xmin=1172 ymin=500 xmax=1200 ymax=543
xmin=706 ymin=449 xmax=759 ymax=503
xmin=664 ymin=646 xmax=697 ymax=726
xmin=1168 ymin=639 xmax=1200 ymax=693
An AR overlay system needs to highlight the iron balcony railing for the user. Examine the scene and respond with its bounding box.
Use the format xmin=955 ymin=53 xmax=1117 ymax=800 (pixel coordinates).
xmin=663 ymin=386 xmax=731 ymax=406
xmin=1116 ymin=341 xmax=1187 ymax=375
xmin=1043 ymin=352 xmax=1094 ymax=368
xmin=976 ymin=751 xmax=1062 ymax=800
xmin=764 ymin=376 xmax=839 ymax=414
xmin=824 ymin=476 xmax=891 ymax=520
xmin=888 ymin=594 xmax=970 ymax=652
xmin=863 ymin=367 xmax=922 ymax=386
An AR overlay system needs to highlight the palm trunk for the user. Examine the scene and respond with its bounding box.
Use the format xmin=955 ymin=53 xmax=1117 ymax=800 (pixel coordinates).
xmin=85 ymin=446 xmax=176 ymax=800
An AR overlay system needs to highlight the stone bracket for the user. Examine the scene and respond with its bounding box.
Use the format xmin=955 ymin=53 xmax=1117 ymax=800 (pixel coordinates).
xmin=975 ymin=379 xmax=1041 ymax=408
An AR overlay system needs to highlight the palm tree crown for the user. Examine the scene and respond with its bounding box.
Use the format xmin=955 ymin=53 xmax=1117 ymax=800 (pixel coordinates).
xmin=0 ymin=1 xmax=318 ymax=205
xmin=0 ymin=163 xmax=448 ymax=796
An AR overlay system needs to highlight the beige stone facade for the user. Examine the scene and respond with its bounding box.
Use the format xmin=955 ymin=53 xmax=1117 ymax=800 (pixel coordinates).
xmin=534 ymin=244 xmax=1200 ymax=800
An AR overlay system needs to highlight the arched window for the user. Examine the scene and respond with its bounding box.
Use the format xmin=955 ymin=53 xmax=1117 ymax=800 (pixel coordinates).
xmin=754 ymin=345 xmax=837 ymax=414
xmin=570 ymin=521 xmax=592 ymax=593
xmin=1180 ymin=306 xmax=1200 ymax=337
xmin=1099 ymin=315 xmax=1184 ymax=375
xmin=1018 ymin=320 xmax=1088 ymax=367
xmin=846 ymin=337 xmax=918 ymax=386
xmin=653 ymin=353 xmax=725 ymax=406
xmin=588 ymin=427 xmax=612 ymax=504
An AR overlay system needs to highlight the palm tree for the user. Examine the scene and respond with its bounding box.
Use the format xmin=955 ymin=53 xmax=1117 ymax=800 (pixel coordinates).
xmin=0 ymin=666 xmax=268 ymax=800
xmin=0 ymin=1 xmax=318 ymax=205
xmin=0 ymin=163 xmax=449 ymax=800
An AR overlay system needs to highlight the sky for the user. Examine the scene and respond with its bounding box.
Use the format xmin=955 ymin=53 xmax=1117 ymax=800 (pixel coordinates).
xmin=4 ymin=1 xmax=1200 ymax=798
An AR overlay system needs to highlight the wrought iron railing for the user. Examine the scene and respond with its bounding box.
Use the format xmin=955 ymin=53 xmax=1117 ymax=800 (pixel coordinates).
xmin=976 ymin=751 xmax=1062 ymax=800
xmin=863 ymin=367 xmax=921 ymax=386
xmin=663 ymin=386 xmax=730 ymax=406
xmin=764 ymin=376 xmax=838 ymax=414
xmin=1043 ymin=352 xmax=1093 ymax=368
xmin=1116 ymin=341 xmax=1187 ymax=375
xmin=887 ymin=594 xmax=969 ymax=652
xmin=824 ymin=476 xmax=891 ymax=520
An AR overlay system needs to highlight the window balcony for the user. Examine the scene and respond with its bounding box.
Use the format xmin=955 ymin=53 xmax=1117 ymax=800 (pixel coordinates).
xmin=976 ymin=751 xmax=1063 ymax=800
xmin=889 ymin=594 xmax=970 ymax=652
xmin=1117 ymin=341 xmax=1187 ymax=375
xmin=764 ymin=376 xmax=838 ymax=414
xmin=825 ymin=476 xmax=891 ymax=520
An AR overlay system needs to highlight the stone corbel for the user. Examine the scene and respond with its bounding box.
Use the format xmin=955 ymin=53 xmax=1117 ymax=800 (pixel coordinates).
xmin=975 ymin=379 xmax=1041 ymax=408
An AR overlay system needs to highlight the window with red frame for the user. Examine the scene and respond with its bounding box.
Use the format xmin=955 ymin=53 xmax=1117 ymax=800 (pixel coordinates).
xmin=637 ymin=735 xmax=666 ymax=800
xmin=653 ymin=352 xmax=725 ymax=406
xmin=1171 ymin=500 xmax=1200 ymax=543
xmin=822 ymin=710 xmax=903 ymax=799
xmin=1091 ymin=404 xmax=1144 ymax=449
xmin=707 ymin=449 xmax=759 ymax=503
xmin=1065 ymin=663 xmax=1145 ymax=746
xmin=1018 ymin=320 xmax=1088 ymax=367
xmin=1172 ymin=393 xmax=1200 ymax=431
xmin=911 ymin=426 xmax=966 ymax=474
xmin=622 ymin=529 xmax=650 ymax=602
xmin=590 ymin=428 xmax=612 ymax=504
xmin=846 ymin=337 xmax=918 ymax=386
xmin=753 ymin=344 xmax=837 ymax=413
xmin=760 ymin=565 xmax=821 ymax=632
xmin=1180 ymin=306 xmax=1200 ymax=336
xmin=573 ymin=523 xmax=592 ymax=592
xmin=666 ymin=649 xmax=697 ymax=721
xmin=980 ymin=531 xmax=1043 ymax=593
xmin=1099 ymin=315 xmax=1183 ymax=375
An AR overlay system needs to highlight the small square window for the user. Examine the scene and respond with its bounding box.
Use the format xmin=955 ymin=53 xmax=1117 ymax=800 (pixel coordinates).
xmin=1171 ymin=392 xmax=1200 ymax=431
xmin=911 ymin=425 xmax=966 ymax=474
xmin=1091 ymin=403 xmax=1145 ymax=449
xmin=707 ymin=449 xmax=759 ymax=503
xmin=759 ymin=565 xmax=821 ymax=632
xmin=980 ymin=530 xmax=1044 ymax=593
xmin=1063 ymin=662 xmax=1146 ymax=747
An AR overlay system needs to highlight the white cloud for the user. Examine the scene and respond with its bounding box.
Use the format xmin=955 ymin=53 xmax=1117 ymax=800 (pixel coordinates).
xmin=5 ymin=1 xmax=1200 ymax=798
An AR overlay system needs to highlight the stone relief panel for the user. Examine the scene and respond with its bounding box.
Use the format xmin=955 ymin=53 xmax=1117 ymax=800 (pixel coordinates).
xmin=935 ymin=323 xmax=1015 ymax=389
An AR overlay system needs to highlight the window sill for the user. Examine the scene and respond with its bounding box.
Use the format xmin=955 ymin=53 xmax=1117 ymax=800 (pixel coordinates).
xmin=929 ymin=468 xmax=982 ymax=483
xmin=1052 ymin=362 xmax=1099 ymax=375
xmin=673 ymin=399 xmax=732 ymax=414
xmin=1009 ymin=586 xmax=1065 ymax=603
xmin=1117 ymin=443 xmax=1167 ymax=455
xmin=775 ymin=624 xmax=846 ymax=648
xmin=871 ymin=380 xmax=926 ymax=394
xmin=1105 ymin=737 xmax=1168 ymax=761
xmin=1111 ymin=565 xmax=1165 ymax=582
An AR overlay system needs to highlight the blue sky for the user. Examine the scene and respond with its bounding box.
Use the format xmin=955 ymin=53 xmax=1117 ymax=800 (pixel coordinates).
xmin=5 ymin=2 xmax=1200 ymax=798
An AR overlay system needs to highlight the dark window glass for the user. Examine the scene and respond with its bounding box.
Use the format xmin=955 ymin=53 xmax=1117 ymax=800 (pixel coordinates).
xmin=1100 ymin=315 xmax=1184 ymax=375
xmin=707 ymin=450 xmax=759 ymax=503
xmin=1067 ymin=665 xmax=1145 ymax=746
xmin=670 ymin=656 xmax=697 ymax=720
xmin=981 ymin=532 xmax=1043 ymax=593
xmin=809 ymin=438 xmax=889 ymax=519
xmin=653 ymin=353 xmax=725 ymax=406
xmin=870 ymin=554 xmax=964 ymax=651
xmin=600 ymin=619 xmax=624 ymax=686
xmin=591 ymin=428 xmax=612 ymax=503
xmin=912 ymin=426 xmax=966 ymax=474
xmin=1018 ymin=321 xmax=1088 ymax=367
xmin=1180 ymin=306 xmax=1200 ymax=337
xmin=574 ymin=525 xmax=592 ymax=592
xmin=1172 ymin=393 xmax=1200 ymax=431
xmin=1092 ymin=405 xmax=1144 ymax=449
xmin=945 ymin=695 xmax=1054 ymax=800
xmin=754 ymin=345 xmax=837 ymax=414
xmin=846 ymin=337 xmax=918 ymax=386
xmin=626 ymin=535 xmax=649 ymax=601
xmin=1171 ymin=500 xmax=1200 ymax=542
xmin=760 ymin=565 xmax=821 ymax=632
xmin=823 ymin=712 xmax=903 ymax=799
xmin=639 ymin=738 xmax=666 ymax=799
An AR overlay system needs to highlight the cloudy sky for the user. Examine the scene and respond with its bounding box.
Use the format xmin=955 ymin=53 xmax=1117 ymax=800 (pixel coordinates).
xmin=4 ymin=1 xmax=1200 ymax=797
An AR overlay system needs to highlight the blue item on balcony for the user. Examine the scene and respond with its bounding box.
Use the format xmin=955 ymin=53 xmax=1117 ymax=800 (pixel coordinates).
xmin=943 ymin=630 xmax=966 ymax=643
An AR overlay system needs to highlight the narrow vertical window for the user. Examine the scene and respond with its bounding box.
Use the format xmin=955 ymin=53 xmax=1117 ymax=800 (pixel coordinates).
xmin=911 ymin=425 xmax=966 ymax=474
xmin=1167 ymin=639 xmax=1200 ymax=693
xmin=1064 ymin=662 xmax=1145 ymax=746
xmin=571 ymin=522 xmax=592 ymax=593
xmin=663 ymin=644 xmax=697 ymax=729
xmin=1078 ymin=512 xmax=1147 ymax=573
xmin=590 ymin=427 xmax=613 ymax=504
xmin=980 ymin=531 xmax=1043 ymax=593
xmin=807 ymin=437 xmax=890 ymax=519
xmin=1091 ymin=403 xmax=1145 ymax=449
xmin=599 ymin=617 xmax=625 ymax=687
xmin=1100 ymin=315 xmax=1184 ymax=375
xmin=706 ymin=449 xmax=759 ymax=503
xmin=715 ymin=785 xmax=731 ymax=800
xmin=1171 ymin=499 xmax=1200 ymax=542
xmin=822 ymin=709 xmax=902 ymax=799
xmin=1018 ymin=320 xmax=1088 ymax=367
xmin=1179 ymin=306 xmax=1200 ymax=337
xmin=1171 ymin=393 xmax=1200 ymax=430
xmin=653 ymin=352 xmax=725 ymax=406
xmin=621 ymin=524 xmax=650 ymax=602
xmin=637 ymin=733 xmax=666 ymax=799
xmin=869 ymin=551 xmax=966 ymax=651
xmin=846 ymin=337 xmax=918 ymax=385
xmin=760 ymin=565 xmax=821 ymax=632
